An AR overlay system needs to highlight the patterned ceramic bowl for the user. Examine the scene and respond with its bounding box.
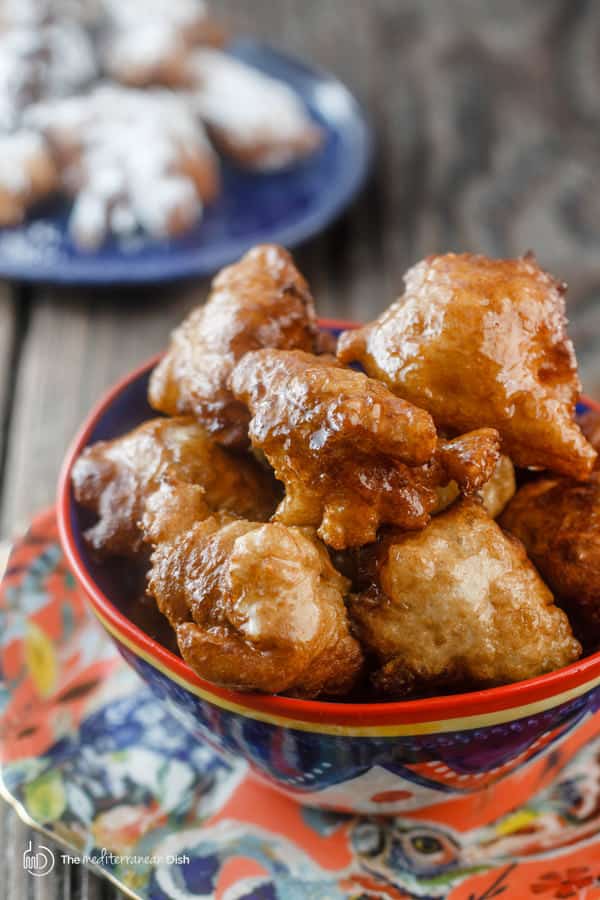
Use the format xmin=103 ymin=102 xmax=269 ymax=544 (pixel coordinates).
xmin=57 ymin=320 xmax=600 ymax=816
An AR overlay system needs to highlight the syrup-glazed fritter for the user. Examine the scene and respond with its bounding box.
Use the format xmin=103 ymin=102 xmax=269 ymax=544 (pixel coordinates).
xmin=146 ymin=508 xmax=363 ymax=697
xmin=232 ymin=348 xmax=501 ymax=549
xmin=434 ymin=453 xmax=516 ymax=518
xmin=349 ymin=498 xmax=581 ymax=697
xmin=72 ymin=416 xmax=279 ymax=557
xmin=579 ymin=409 xmax=600 ymax=463
xmin=141 ymin=479 xmax=211 ymax=546
xmin=0 ymin=130 xmax=59 ymax=226
xmin=148 ymin=244 xmax=321 ymax=448
xmin=500 ymin=475 xmax=600 ymax=647
xmin=338 ymin=253 xmax=596 ymax=479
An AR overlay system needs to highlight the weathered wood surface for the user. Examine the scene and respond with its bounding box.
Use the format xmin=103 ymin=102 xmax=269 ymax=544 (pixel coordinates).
xmin=2 ymin=0 xmax=600 ymax=896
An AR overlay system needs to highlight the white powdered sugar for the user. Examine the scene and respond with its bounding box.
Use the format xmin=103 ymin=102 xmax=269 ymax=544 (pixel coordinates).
xmin=44 ymin=21 xmax=98 ymax=96
xmin=190 ymin=48 xmax=320 ymax=168
xmin=101 ymin=0 xmax=209 ymax=33
xmin=69 ymin=188 xmax=107 ymax=248
xmin=0 ymin=0 xmax=321 ymax=248
xmin=0 ymin=21 xmax=96 ymax=132
xmin=0 ymin=0 xmax=51 ymax=29
xmin=134 ymin=175 xmax=200 ymax=236
xmin=27 ymin=85 xmax=214 ymax=248
xmin=0 ymin=28 xmax=43 ymax=131
xmin=0 ymin=218 xmax=62 ymax=261
xmin=104 ymin=22 xmax=183 ymax=74
xmin=0 ymin=130 xmax=46 ymax=191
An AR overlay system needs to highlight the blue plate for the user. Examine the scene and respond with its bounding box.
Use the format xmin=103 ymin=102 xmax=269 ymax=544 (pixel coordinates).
xmin=0 ymin=39 xmax=372 ymax=285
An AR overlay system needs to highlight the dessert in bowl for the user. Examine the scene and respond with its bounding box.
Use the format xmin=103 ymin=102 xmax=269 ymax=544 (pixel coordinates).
xmin=58 ymin=245 xmax=600 ymax=815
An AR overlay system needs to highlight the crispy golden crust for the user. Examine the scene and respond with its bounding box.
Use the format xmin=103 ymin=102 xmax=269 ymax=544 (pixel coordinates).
xmin=206 ymin=123 xmax=322 ymax=171
xmin=500 ymin=474 xmax=600 ymax=645
xmin=148 ymin=244 xmax=320 ymax=448
xmin=147 ymin=515 xmax=363 ymax=696
xmin=0 ymin=135 xmax=59 ymax=226
xmin=141 ymin=480 xmax=211 ymax=546
xmin=232 ymin=348 xmax=500 ymax=549
xmin=71 ymin=417 xmax=279 ymax=557
xmin=434 ymin=453 xmax=516 ymax=518
xmin=579 ymin=409 xmax=600 ymax=462
xmin=338 ymin=253 xmax=596 ymax=479
xmin=349 ymin=498 xmax=580 ymax=697
xmin=435 ymin=428 xmax=501 ymax=493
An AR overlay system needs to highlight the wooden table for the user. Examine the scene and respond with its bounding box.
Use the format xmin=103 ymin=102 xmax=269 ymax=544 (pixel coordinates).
xmin=2 ymin=1 xmax=600 ymax=896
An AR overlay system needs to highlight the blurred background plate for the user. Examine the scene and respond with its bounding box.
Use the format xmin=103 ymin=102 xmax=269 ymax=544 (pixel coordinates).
xmin=0 ymin=39 xmax=372 ymax=286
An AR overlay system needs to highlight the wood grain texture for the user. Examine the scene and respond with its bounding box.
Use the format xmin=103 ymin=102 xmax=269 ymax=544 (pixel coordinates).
xmin=0 ymin=279 xmax=216 ymax=539
xmin=2 ymin=1 xmax=600 ymax=897
xmin=0 ymin=285 xmax=18 ymax=494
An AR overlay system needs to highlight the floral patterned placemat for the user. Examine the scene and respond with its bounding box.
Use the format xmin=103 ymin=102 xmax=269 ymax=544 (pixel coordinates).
xmin=1 ymin=509 xmax=600 ymax=899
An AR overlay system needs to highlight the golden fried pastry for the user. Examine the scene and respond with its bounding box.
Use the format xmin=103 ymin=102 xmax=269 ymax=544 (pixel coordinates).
xmin=349 ymin=498 xmax=581 ymax=697
xmin=500 ymin=475 xmax=600 ymax=646
xmin=102 ymin=2 xmax=225 ymax=90
xmin=435 ymin=427 xmax=501 ymax=492
xmin=103 ymin=25 xmax=193 ymax=88
xmin=232 ymin=348 xmax=501 ymax=549
xmin=579 ymin=409 xmax=600 ymax=461
xmin=188 ymin=49 xmax=322 ymax=171
xmin=147 ymin=514 xmax=363 ymax=697
xmin=149 ymin=245 xmax=320 ymax=448
xmin=0 ymin=21 xmax=97 ymax=133
xmin=434 ymin=454 xmax=516 ymax=518
xmin=142 ymin=480 xmax=211 ymax=546
xmin=71 ymin=417 xmax=279 ymax=557
xmin=102 ymin=3 xmax=225 ymax=90
xmin=338 ymin=253 xmax=596 ymax=479
xmin=0 ymin=130 xmax=58 ymax=226
xmin=27 ymin=85 xmax=220 ymax=249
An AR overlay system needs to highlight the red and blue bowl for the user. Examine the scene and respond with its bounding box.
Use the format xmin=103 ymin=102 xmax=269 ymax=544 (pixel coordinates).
xmin=57 ymin=320 xmax=600 ymax=817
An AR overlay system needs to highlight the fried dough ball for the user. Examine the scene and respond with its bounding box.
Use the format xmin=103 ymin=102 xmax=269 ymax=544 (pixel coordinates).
xmin=434 ymin=454 xmax=516 ymax=518
xmin=435 ymin=427 xmax=501 ymax=492
xmin=500 ymin=475 xmax=600 ymax=646
xmin=148 ymin=244 xmax=320 ymax=448
xmin=232 ymin=348 xmax=501 ymax=549
xmin=188 ymin=48 xmax=322 ymax=171
xmin=103 ymin=26 xmax=193 ymax=88
xmin=338 ymin=253 xmax=596 ymax=479
xmin=141 ymin=479 xmax=211 ymax=546
xmin=146 ymin=513 xmax=363 ymax=697
xmin=72 ymin=417 xmax=279 ymax=557
xmin=103 ymin=8 xmax=225 ymax=89
xmin=27 ymin=85 xmax=220 ymax=250
xmin=102 ymin=0 xmax=226 ymax=90
xmin=0 ymin=131 xmax=58 ymax=226
xmin=349 ymin=498 xmax=581 ymax=697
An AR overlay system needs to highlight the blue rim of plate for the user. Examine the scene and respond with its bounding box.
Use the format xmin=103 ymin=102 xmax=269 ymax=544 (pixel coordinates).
xmin=0 ymin=38 xmax=373 ymax=285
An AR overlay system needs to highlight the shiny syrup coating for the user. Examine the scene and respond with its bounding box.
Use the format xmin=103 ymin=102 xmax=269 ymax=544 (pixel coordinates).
xmin=148 ymin=244 xmax=320 ymax=448
xmin=71 ymin=246 xmax=597 ymax=702
xmin=72 ymin=416 xmax=279 ymax=557
xmin=434 ymin=453 xmax=516 ymax=518
xmin=232 ymin=348 xmax=500 ymax=549
xmin=501 ymin=473 xmax=600 ymax=647
xmin=147 ymin=514 xmax=363 ymax=697
xmin=338 ymin=253 xmax=596 ymax=479
xmin=350 ymin=498 xmax=581 ymax=698
xmin=579 ymin=408 xmax=600 ymax=465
